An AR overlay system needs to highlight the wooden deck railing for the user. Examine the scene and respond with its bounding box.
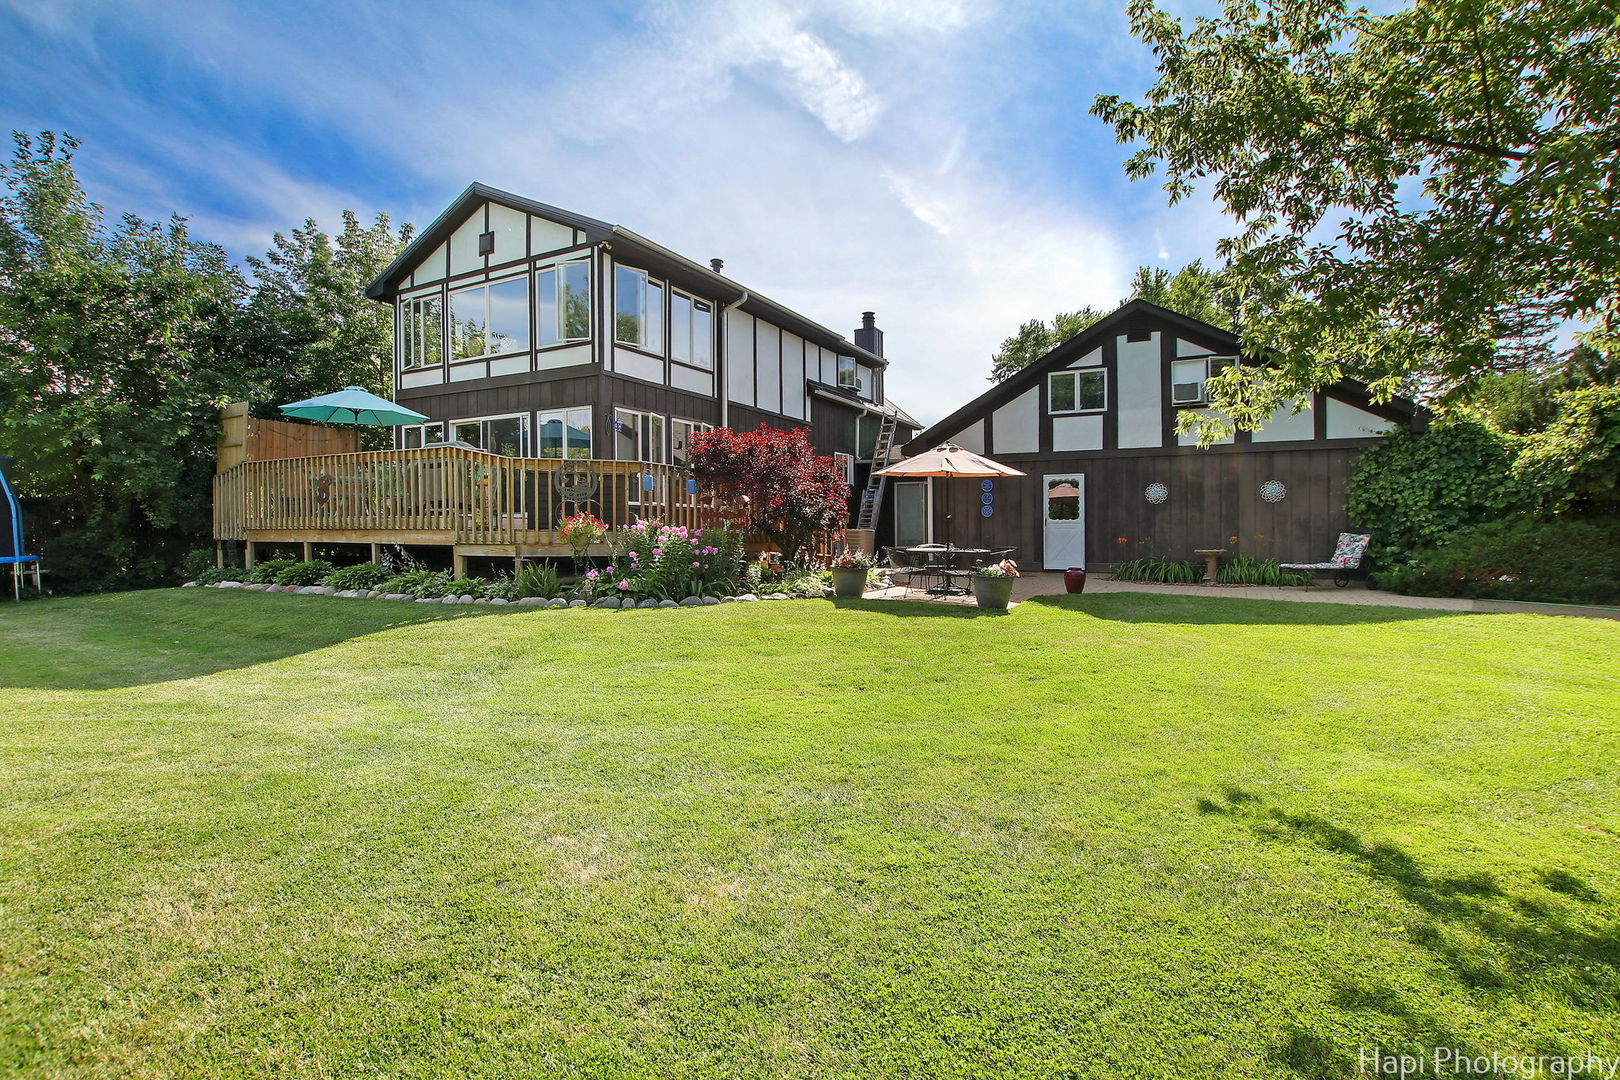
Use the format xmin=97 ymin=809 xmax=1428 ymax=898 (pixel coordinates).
xmin=212 ymin=445 xmax=719 ymax=547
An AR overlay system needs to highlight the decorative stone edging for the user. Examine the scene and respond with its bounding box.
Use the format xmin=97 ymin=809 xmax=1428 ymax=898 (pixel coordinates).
xmin=189 ymin=582 xmax=826 ymax=607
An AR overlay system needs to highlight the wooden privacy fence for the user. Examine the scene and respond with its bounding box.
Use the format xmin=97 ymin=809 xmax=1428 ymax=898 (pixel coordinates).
xmin=213 ymin=445 xmax=719 ymax=548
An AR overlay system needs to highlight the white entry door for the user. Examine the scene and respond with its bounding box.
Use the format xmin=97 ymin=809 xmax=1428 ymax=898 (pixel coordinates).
xmin=1042 ymin=473 xmax=1086 ymax=570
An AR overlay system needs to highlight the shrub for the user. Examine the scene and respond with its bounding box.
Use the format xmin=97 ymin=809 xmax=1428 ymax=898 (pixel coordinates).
xmin=1346 ymin=418 xmax=1522 ymax=566
xmin=1216 ymin=555 xmax=1309 ymax=586
xmin=378 ymin=569 xmax=455 ymax=599
xmin=515 ymin=563 xmax=562 ymax=599
xmin=323 ymin=562 xmax=392 ymax=592
xmin=275 ymin=560 xmax=334 ymax=587
xmin=686 ymin=425 xmax=849 ymax=563
xmin=1115 ymin=556 xmax=1204 ymax=584
xmin=608 ymin=521 xmax=745 ymax=600
xmin=482 ymin=576 xmax=519 ymax=602
xmin=192 ymin=566 xmax=238 ymax=585
xmin=444 ymin=576 xmax=486 ymax=598
xmin=244 ymin=559 xmax=298 ymax=585
xmin=181 ymin=548 xmax=217 ymax=582
xmin=1513 ymin=385 xmax=1620 ymax=515
xmin=1378 ymin=516 xmax=1620 ymax=605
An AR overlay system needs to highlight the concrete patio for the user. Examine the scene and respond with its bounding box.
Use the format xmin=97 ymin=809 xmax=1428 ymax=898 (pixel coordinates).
xmin=862 ymin=571 xmax=1620 ymax=620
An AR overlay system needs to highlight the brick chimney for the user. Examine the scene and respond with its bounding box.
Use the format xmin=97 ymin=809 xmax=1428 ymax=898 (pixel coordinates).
xmin=853 ymin=311 xmax=883 ymax=358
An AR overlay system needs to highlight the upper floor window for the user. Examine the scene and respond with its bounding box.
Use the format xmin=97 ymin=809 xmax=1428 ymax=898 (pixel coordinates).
xmin=537 ymin=260 xmax=591 ymax=347
xmin=669 ymin=292 xmax=716 ymax=370
xmin=452 ymin=413 xmax=531 ymax=457
xmin=400 ymin=294 xmax=443 ymax=369
xmin=1049 ymin=369 xmax=1106 ymax=413
xmin=449 ymin=276 xmax=529 ymax=361
xmin=1171 ymin=356 xmax=1236 ymax=406
xmin=614 ymin=267 xmax=664 ymax=353
xmin=836 ymin=356 xmax=856 ymax=389
xmin=538 ymin=407 xmax=593 ymax=460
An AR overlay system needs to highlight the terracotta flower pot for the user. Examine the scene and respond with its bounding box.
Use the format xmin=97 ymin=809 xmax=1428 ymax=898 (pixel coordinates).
xmin=830 ymin=566 xmax=869 ymax=598
xmin=972 ymin=574 xmax=1015 ymax=610
xmin=1064 ymin=567 xmax=1087 ymax=594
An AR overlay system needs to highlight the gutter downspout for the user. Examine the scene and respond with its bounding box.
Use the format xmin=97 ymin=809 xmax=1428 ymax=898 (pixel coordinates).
xmin=719 ymin=290 xmax=748 ymax=429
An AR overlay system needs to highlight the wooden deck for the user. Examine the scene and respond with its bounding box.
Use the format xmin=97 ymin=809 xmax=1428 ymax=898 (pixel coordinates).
xmin=213 ymin=445 xmax=720 ymax=563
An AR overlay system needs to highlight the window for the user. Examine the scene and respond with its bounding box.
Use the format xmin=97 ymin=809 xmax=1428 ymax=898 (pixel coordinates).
xmin=667 ymin=293 xmax=715 ymax=370
xmin=451 ymin=414 xmax=531 ymax=457
xmin=614 ymin=266 xmax=664 ymax=353
xmin=613 ymin=408 xmax=666 ymax=463
xmin=836 ymin=356 xmax=857 ymax=389
xmin=449 ymin=277 xmax=530 ymax=360
xmin=537 ymin=259 xmax=591 ymax=347
xmin=537 ymin=407 xmax=593 ymax=460
xmin=400 ymin=421 xmax=446 ymax=449
xmin=400 ymin=294 xmax=443 ymax=369
xmin=833 ymin=452 xmax=854 ymax=486
xmin=671 ymin=419 xmax=712 ymax=467
xmin=1171 ymin=356 xmax=1236 ymax=405
xmin=1049 ymin=370 xmax=1106 ymax=413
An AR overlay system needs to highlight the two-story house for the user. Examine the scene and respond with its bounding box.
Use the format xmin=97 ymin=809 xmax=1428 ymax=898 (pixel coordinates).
xmin=902 ymin=299 xmax=1426 ymax=571
xmin=364 ymin=183 xmax=919 ymax=544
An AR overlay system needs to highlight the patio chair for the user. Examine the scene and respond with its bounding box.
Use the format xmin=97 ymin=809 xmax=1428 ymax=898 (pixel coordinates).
xmin=1282 ymin=533 xmax=1372 ymax=588
xmin=883 ymin=546 xmax=927 ymax=591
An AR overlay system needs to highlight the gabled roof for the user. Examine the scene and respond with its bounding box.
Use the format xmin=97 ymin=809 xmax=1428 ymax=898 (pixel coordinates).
xmin=367 ymin=183 xmax=888 ymax=368
xmin=910 ymin=298 xmax=1426 ymax=449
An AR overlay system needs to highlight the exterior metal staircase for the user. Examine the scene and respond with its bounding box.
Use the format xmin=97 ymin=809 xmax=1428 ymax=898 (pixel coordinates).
xmin=854 ymin=411 xmax=899 ymax=533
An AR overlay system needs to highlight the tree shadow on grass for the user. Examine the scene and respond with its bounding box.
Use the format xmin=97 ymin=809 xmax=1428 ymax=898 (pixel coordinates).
xmin=0 ymin=589 xmax=516 ymax=691
xmin=1021 ymin=593 xmax=1469 ymax=627
xmin=1197 ymin=786 xmax=1619 ymax=1075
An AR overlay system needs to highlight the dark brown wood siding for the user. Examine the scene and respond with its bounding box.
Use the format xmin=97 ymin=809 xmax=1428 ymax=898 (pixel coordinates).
xmin=397 ymin=372 xmax=599 ymax=421
xmin=603 ymin=375 xmax=723 ymax=427
xmin=927 ymin=443 xmax=1377 ymax=571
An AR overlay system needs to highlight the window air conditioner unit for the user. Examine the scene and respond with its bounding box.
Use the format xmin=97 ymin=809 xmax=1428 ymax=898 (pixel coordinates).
xmin=1171 ymin=381 xmax=1205 ymax=405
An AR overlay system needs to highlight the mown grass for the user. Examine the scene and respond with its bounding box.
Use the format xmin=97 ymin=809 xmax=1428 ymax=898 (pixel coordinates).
xmin=1 ymin=589 xmax=1616 ymax=1078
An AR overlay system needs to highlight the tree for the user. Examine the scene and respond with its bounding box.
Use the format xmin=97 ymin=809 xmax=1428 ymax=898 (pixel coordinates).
xmin=0 ymin=132 xmax=247 ymax=590
xmin=236 ymin=211 xmax=413 ymax=420
xmin=685 ymin=425 xmax=850 ymax=564
xmin=1093 ymin=0 xmax=1620 ymax=436
xmin=988 ymin=261 xmax=1233 ymax=380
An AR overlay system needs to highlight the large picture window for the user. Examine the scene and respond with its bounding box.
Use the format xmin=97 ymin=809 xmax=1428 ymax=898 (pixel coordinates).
xmin=669 ymin=292 xmax=715 ymax=370
xmin=614 ymin=266 xmax=664 ymax=353
xmin=449 ymin=277 xmax=530 ymax=361
xmin=400 ymin=294 xmax=443 ymax=369
xmin=400 ymin=421 xmax=446 ymax=449
xmin=451 ymin=413 xmax=531 ymax=457
xmin=537 ymin=259 xmax=591 ymax=347
xmin=1049 ymin=369 xmax=1106 ymax=413
xmin=538 ymin=407 xmax=593 ymax=460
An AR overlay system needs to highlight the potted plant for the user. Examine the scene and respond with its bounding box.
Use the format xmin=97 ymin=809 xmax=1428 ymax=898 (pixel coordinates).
xmin=972 ymin=558 xmax=1019 ymax=610
xmin=829 ymin=550 xmax=874 ymax=598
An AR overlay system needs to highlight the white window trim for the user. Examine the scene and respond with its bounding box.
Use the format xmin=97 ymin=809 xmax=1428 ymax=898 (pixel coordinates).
xmin=448 ymin=274 xmax=531 ymax=362
xmin=449 ymin=412 xmax=533 ymax=457
xmin=613 ymin=407 xmax=667 ymax=464
xmin=398 ymin=421 xmax=447 ymax=450
xmin=1171 ymin=355 xmax=1238 ymax=407
xmin=536 ymin=405 xmax=594 ymax=461
xmin=613 ymin=266 xmax=665 ymax=355
xmin=535 ymin=258 xmax=592 ymax=349
xmin=832 ymin=451 xmax=855 ymax=486
xmin=836 ymin=356 xmax=857 ymax=389
xmin=1048 ymin=369 xmax=1107 ymax=415
xmin=399 ymin=292 xmax=444 ymax=371
xmin=671 ymin=418 xmax=713 ymax=466
xmin=667 ymin=291 xmax=715 ymax=372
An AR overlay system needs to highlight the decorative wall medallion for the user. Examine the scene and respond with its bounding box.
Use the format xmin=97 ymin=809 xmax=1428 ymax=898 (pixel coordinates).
xmin=1260 ymin=479 xmax=1287 ymax=503
xmin=1144 ymin=482 xmax=1169 ymax=505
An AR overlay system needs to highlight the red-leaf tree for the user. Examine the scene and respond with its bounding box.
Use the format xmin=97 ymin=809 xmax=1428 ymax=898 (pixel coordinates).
xmin=686 ymin=424 xmax=850 ymax=563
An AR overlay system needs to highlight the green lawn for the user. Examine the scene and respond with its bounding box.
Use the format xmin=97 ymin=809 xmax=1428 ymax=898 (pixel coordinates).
xmin=1 ymin=590 xmax=1616 ymax=1079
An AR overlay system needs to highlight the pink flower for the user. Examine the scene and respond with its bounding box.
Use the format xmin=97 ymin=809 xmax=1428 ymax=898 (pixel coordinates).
xmin=629 ymin=551 xmax=638 ymax=559
xmin=692 ymin=560 xmax=701 ymax=567
xmin=617 ymin=580 xmax=629 ymax=590
xmin=586 ymin=569 xmax=599 ymax=580
xmin=652 ymin=547 xmax=663 ymax=557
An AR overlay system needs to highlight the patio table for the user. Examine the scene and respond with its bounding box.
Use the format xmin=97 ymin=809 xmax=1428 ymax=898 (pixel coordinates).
xmin=897 ymin=545 xmax=992 ymax=596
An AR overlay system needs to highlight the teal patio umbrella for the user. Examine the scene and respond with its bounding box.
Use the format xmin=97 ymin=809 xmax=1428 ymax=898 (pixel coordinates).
xmin=279 ymin=386 xmax=428 ymax=426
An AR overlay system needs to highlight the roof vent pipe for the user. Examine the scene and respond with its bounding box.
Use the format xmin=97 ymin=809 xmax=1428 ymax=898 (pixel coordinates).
xmin=710 ymin=258 xmax=724 ymax=273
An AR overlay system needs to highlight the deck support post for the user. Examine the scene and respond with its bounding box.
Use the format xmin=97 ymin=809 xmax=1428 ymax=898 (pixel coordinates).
xmin=370 ymin=543 xmax=382 ymax=565
xmin=215 ymin=542 xmax=224 ymax=569
xmin=513 ymin=554 xmax=523 ymax=576
xmin=244 ymin=541 xmax=257 ymax=570
xmin=453 ymin=549 xmax=469 ymax=579
xmin=301 ymin=541 xmax=314 ymax=563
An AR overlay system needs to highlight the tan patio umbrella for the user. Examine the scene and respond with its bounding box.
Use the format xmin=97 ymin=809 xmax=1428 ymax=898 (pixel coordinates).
xmin=876 ymin=444 xmax=1025 ymax=555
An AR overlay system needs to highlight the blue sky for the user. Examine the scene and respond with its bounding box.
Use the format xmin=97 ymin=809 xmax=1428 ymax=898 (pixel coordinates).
xmin=0 ymin=0 xmax=1234 ymax=423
